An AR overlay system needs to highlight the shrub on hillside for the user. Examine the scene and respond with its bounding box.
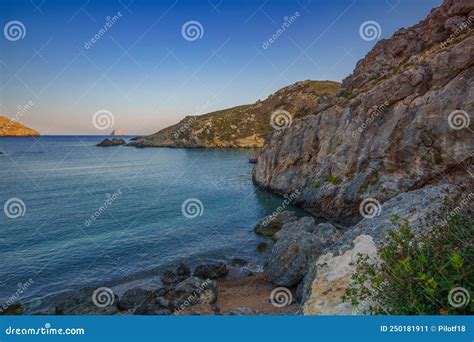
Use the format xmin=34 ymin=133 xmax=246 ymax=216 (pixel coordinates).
xmin=342 ymin=202 xmax=473 ymax=315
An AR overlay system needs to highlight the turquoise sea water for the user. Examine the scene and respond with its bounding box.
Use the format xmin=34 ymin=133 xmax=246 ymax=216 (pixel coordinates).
xmin=0 ymin=136 xmax=306 ymax=304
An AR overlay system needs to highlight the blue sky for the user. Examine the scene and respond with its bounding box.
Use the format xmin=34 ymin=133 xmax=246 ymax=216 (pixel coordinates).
xmin=0 ymin=0 xmax=441 ymax=135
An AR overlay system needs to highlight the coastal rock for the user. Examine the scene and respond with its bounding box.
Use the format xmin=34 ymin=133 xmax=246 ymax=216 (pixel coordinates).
xmin=118 ymin=288 xmax=156 ymax=311
xmin=0 ymin=116 xmax=39 ymax=136
xmin=301 ymin=184 xmax=451 ymax=315
xmin=268 ymin=217 xmax=339 ymax=287
xmin=128 ymin=80 xmax=340 ymax=148
xmin=157 ymin=277 xmax=217 ymax=310
xmin=253 ymin=211 xmax=297 ymax=239
xmin=176 ymin=263 xmax=191 ymax=281
xmin=253 ymin=0 xmax=473 ymax=224
xmin=54 ymin=287 xmax=119 ymax=315
xmin=193 ymin=262 xmax=228 ymax=279
xmin=161 ymin=270 xmax=179 ymax=285
xmin=96 ymin=138 xmax=126 ymax=147
xmin=0 ymin=303 xmax=23 ymax=315
xmin=229 ymin=258 xmax=248 ymax=267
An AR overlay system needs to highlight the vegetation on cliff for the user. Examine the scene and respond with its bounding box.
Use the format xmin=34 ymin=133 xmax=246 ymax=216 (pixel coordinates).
xmin=129 ymin=80 xmax=340 ymax=148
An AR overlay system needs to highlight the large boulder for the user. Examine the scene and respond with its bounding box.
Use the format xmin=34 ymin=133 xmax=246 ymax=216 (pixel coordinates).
xmin=301 ymin=184 xmax=452 ymax=315
xmin=156 ymin=277 xmax=217 ymax=311
xmin=254 ymin=211 xmax=297 ymax=239
xmin=268 ymin=217 xmax=339 ymax=287
xmin=96 ymin=138 xmax=126 ymax=147
xmin=193 ymin=262 xmax=228 ymax=279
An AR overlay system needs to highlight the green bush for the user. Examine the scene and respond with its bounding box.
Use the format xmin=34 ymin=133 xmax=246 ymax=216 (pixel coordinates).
xmin=342 ymin=205 xmax=473 ymax=315
xmin=323 ymin=174 xmax=342 ymax=185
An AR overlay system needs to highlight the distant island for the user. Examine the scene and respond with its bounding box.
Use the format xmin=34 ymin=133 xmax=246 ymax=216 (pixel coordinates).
xmin=0 ymin=116 xmax=39 ymax=136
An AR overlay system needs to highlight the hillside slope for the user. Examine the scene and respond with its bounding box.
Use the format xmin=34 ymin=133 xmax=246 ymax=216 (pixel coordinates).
xmin=0 ymin=116 xmax=39 ymax=136
xmin=129 ymin=80 xmax=340 ymax=148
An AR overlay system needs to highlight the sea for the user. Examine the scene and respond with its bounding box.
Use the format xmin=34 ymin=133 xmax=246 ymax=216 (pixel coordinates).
xmin=0 ymin=136 xmax=307 ymax=306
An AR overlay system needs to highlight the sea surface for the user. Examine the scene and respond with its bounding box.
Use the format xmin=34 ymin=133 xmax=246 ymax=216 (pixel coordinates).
xmin=0 ymin=136 xmax=308 ymax=305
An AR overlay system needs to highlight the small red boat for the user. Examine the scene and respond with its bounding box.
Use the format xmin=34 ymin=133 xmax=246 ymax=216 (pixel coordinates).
xmin=249 ymin=156 xmax=259 ymax=164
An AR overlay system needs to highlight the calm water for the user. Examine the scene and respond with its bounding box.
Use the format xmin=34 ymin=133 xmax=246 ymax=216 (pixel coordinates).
xmin=0 ymin=136 xmax=306 ymax=304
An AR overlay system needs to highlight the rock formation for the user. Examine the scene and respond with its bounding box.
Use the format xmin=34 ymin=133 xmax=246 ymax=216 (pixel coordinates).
xmin=0 ymin=116 xmax=39 ymax=136
xmin=253 ymin=0 xmax=473 ymax=225
xmin=253 ymin=0 xmax=473 ymax=314
xmin=129 ymin=80 xmax=340 ymax=148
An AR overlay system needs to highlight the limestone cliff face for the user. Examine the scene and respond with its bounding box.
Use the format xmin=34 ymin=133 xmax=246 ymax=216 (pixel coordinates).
xmin=0 ymin=116 xmax=39 ymax=136
xmin=253 ymin=0 xmax=473 ymax=225
xmin=129 ymin=80 xmax=340 ymax=148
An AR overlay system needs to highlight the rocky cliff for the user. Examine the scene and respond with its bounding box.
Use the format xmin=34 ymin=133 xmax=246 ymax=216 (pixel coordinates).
xmin=253 ymin=0 xmax=473 ymax=315
xmin=0 ymin=116 xmax=39 ymax=136
xmin=253 ymin=0 xmax=473 ymax=225
xmin=129 ymin=80 xmax=340 ymax=148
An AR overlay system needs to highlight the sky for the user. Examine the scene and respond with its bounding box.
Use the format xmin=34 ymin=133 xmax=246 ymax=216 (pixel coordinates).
xmin=0 ymin=0 xmax=442 ymax=135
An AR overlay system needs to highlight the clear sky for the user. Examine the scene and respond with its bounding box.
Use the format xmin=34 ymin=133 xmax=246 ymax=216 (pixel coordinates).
xmin=0 ymin=0 xmax=441 ymax=135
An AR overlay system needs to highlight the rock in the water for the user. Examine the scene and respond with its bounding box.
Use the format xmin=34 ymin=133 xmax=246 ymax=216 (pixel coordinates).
xmin=0 ymin=303 xmax=23 ymax=315
xmin=176 ymin=263 xmax=191 ymax=281
xmin=96 ymin=138 xmax=126 ymax=147
xmin=132 ymin=305 xmax=171 ymax=315
xmin=161 ymin=270 xmax=178 ymax=285
xmin=257 ymin=242 xmax=268 ymax=253
xmin=254 ymin=211 xmax=297 ymax=239
xmin=118 ymin=288 xmax=156 ymax=311
xmin=229 ymin=258 xmax=248 ymax=266
xmin=268 ymin=217 xmax=339 ymax=287
xmin=193 ymin=262 xmax=228 ymax=279
xmin=157 ymin=277 xmax=217 ymax=311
